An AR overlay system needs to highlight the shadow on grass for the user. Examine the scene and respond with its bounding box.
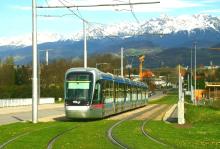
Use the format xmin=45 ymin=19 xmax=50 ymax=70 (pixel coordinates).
xmin=53 ymin=116 xmax=104 ymax=122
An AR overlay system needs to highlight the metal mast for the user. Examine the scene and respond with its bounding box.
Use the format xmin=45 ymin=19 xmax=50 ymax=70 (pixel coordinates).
xmin=83 ymin=21 xmax=87 ymax=68
xmin=121 ymin=47 xmax=124 ymax=77
xmin=32 ymin=0 xmax=38 ymax=123
xmin=46 ymin=50 xmax=49 ymax=65
xmin=194 ymin=42 xmax=197 ymax=105
xmin=190 ymin=47 xmax=194 ymax=102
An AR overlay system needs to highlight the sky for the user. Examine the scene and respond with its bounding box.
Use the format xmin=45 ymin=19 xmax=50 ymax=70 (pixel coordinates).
xmin=0 ymin=0 xmax=220 ymax=38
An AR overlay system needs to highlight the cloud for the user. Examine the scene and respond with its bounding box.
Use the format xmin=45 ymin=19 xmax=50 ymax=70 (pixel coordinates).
xmin=11 ymin=5 xmax=31 ymax=11
xmin=201 ymin=9 xmax=220 ymax=13
xmin=202 ymin=0 xmax=220 ymax=4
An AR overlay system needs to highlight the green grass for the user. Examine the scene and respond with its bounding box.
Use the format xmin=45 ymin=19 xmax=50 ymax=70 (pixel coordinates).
xmin=5 ymin=122 xmax=75 ymax=149
xmin=1 ymin=94 xmax=219 ymax=149
xmin=0 ymin=120 xmax=117 ymax=149
xmin=144 ymin=104 xmax=220 ymax=149
xmin=0 ymin=122 xmax=57 ymax=145
xmin=149 ymin=95 xmax=178 ymax=105
xmin=53 ymin=120 xmax=117 ymax=149
xmin=112 ymin=120 xmax=166 ymax=149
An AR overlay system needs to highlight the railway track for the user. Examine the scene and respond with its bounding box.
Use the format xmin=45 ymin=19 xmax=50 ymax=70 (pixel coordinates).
xmin=0 ymin=125 xmax=59 ymax=149
xmin=0 ymin=124 xmax=77 ymax=149
xmin=141 ymin=105 xmax=171 ymax=147
xmin=107 ymin=104 xmax=171 ymax=149
xmin=47 ymin=126 xmax=78 ymax=149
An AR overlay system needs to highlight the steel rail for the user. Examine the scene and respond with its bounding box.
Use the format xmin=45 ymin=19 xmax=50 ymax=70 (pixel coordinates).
xmin=107 ymin=104 xmax=161 ymax=149
xmin=47 ymin=126 xmax=78 ymax=149
xmin=141 ymin=105 xmax=172 ymax=147
xmin=0 ymin=124 xmax=59 ymax=149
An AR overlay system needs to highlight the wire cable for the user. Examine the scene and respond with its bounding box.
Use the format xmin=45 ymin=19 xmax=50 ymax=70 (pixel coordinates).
xmin=57 ymin=0 xmax=89 ymax=23
xmin=129 ymin=0 xmax=140 ymax=23
xmin=37 ymin=14 xmax=75 ymax=18
xmin=37 ymin=1 xmax=160 ymax=8
xmin=45 ymin=0 xmax=49 ymax=6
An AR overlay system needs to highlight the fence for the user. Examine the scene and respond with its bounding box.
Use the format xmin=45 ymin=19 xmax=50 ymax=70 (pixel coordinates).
xmin=0 ymin=98 xmax=55 ymax=108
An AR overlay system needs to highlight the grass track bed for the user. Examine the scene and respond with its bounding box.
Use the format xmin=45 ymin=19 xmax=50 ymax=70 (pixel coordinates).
xmin=53 ymin=120 xmax=117 ymax=149
xmin=145 ymin=104 xmax=220 ymax=149
xmin=112 ymin=120 xmax=165 ymax=149
xmin=0 ymin=121 xmax=117 ymax=149
xmin=2 ymin=122 xmax=77 ymax=149
xmin=1 ymin=95 xmax=219 ymax=149
xmin=0 ymin=122 xmax=58 ymax=145
xmin=145 ymin=120 xmax=220 ymax=149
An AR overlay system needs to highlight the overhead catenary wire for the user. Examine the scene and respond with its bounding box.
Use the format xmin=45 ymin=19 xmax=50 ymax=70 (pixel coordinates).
xmin=37 ymin=14 xmax=75 ymax=17
xmin=57 ymin=0 xmax=89 ymax=23
xmin=129 ymin=0 xmax=140 ymax=23
xmin=45 ymin=0 xmax=49 ymax=6
xmin=37 ymin=1 xmax=160 ymax=8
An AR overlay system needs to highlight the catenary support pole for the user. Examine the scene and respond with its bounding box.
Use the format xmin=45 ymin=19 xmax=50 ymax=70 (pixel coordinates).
xmin=46 ymin=50 xmax=49 ymax=65
xmin=83 ymin=21 xmax=87 ymax=68
xmin=121 ymin=47 xmax=124 ymax=77
xmin=178 ymin=65 xmax=185 ymax=124
xmin=32 ymin=0 xmax=38 ymax=123
xmin=190 ymin=47 xmax=194 ymax=103
xmin=194 ymin=42 xmax=197 ymax=105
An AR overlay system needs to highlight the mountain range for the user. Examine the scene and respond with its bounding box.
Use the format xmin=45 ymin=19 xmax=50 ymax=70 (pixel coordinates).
xmin=0 ymin=14 xmax=220 ymax=67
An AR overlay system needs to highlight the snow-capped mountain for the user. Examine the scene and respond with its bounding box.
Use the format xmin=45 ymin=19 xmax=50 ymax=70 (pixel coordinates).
xmin=0 ymin=33 xmax=78 ymax=47
xmin=0 ymin=14 xmax=220 ymax=47
xmin=140 ymin=14 xmax=220 ymax=34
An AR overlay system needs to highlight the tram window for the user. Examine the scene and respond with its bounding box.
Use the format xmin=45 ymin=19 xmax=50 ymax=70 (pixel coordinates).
xmin=132 ymin=86 xmax=137 ymax=101
xmin=102 ymin=80 xmax=114 ymax=103
xmin=138 ymin=87 xmax=142 ymax=100
xmin=125 ymin=85 xmax=129 ymax=102
xmin=93 ymin=81 xmax=101 ymax=104
xmin=142 ymin=88 xmax=146 ymax=100
xmin=66 ymin=72 xmax=91 ymax=81
xmin=118 ymin=83 xmax=124 ymax=102
xmin=128 ymin=85 xmax=132 ymax=101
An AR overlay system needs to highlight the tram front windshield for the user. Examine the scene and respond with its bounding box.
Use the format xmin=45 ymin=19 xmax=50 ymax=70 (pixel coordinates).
xmin=66 ymin=72 xmax=93 ymax=105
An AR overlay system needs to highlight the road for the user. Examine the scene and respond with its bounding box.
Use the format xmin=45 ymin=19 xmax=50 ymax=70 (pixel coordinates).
xmin=0 ymin=104 xmax=64 ymax=125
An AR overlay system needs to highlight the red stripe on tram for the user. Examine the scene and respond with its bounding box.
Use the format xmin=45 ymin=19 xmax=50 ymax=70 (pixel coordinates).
xmin=91 ymin=104 xmax=104 ymax=109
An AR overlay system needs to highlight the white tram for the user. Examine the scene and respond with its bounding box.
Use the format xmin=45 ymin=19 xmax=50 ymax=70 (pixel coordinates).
xmin=64 ymin=67 xmax=148 ymax=118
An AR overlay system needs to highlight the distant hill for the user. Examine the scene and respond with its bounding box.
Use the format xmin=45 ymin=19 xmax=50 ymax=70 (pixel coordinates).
xmin=1 ymin=14 xmax=220 ymax=67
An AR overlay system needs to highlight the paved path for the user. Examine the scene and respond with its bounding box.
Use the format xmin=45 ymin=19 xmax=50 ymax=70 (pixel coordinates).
xmin=0 ymin=104 xmax=64 ymax=125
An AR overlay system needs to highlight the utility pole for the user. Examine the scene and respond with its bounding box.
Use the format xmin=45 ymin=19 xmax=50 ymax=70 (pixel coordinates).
xmin=121 ymin=47 xmax=124 ymax=77
xmin=83 ymin=21 xmax=87 ymax=68
xmin=178 ymin=65 xmax=182 ymax=101
xmin=32 ymin=0 xmax=38 ymax=123
xmin=194 ymin=42 xmax=197 ymax=105
xmin=178 ymin=65 xmax=185 ymax=124
xmin=46 ymin=49 xmax=49 ymax=65
xmin=190 ymin=47 xmax=194 ymax=103
xmin=187 ymin=73 xmax=189 ymax=91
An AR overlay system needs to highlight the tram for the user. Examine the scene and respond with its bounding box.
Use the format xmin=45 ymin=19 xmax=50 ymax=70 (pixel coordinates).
xmin=64 ymin=67 xmax=148 ymax=118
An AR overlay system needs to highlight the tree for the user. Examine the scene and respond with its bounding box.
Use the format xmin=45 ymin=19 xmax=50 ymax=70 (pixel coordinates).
xmin=0 ymin=57 xmax=15 ymax=86
xmin=15 ymin=65 xmax=31 ymax=85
